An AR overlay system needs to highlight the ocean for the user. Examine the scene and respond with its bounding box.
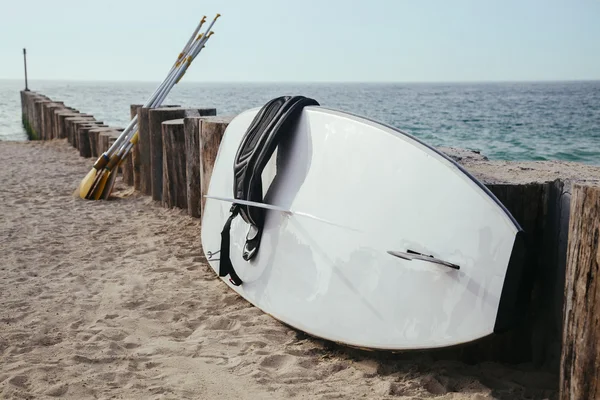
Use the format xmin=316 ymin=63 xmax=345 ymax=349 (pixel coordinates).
xmin=1 ymin=79 xmax=598 ymax=165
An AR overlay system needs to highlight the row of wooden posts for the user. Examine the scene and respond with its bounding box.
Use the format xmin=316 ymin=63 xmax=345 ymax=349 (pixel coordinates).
xmin=19 ymin=89 xmax=600 ymax=400
xmin=20 ymin=90 xmax=231 ymax=216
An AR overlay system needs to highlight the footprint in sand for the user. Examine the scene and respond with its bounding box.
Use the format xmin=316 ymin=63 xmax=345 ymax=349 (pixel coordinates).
xmin=259 ymin=354 xmax=295 ymax=369
xmin=8 ymin=374 xmax=29 ymax=388
xmin=152 ymin=267 xmax=177 ymax=273
xmin=204 ymin=317 xmax=242 ymax=331
xmin=123 ymin=300 xmax=144 ymax=310
xmin=145 ymin=362 xmax=160 ymax=369
xmin=45 ymin=383 xmax=69 ymax=397
xmin=70 ymin=320 xmax=83 ymax=330
xmin=145 ymin=303 xmax=171 ymax=312
xmin=240 ymin=340 xmax=268 ymax=354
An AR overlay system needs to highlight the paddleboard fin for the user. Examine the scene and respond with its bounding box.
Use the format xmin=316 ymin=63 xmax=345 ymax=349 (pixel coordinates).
xmin=217 ymin=95 xmax=319 ymax=285
xmin=387 ymin=250 xmax=460 ymax=270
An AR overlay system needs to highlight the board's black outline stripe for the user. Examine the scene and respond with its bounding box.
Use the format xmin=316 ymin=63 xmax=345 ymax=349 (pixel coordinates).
xmin=315 ymin=106 xmax=524 ymax=233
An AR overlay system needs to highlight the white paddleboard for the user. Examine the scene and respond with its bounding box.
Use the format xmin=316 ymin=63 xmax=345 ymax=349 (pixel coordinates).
xmin=201 ymin=105 xmax=525 ymax=351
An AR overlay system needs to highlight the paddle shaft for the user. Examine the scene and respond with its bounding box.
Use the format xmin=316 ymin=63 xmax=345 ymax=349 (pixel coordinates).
xmin=112 ymin=27 xmax=217 ymax=158
xmin=104 ymin=16 xmax=212 ymax=156
xmin=108 ymin=18 xmax=218 ymax=158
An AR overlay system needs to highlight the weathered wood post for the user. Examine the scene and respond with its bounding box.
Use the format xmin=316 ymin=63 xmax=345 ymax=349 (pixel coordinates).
xmin=162 ymin=119 xmax=188 ymax=209
xmin=88 ymin=127 xmax=119 ymax=157
xmin=74 ymin=120 xmax=104 ymax=154
xmin=65 ymin=116 xmax=96 ymax=147
xmin=23 ymin=48 xmax=29 ymax=91
xmin=130 ymin=105 xmax=144 ymax=190
xmin=560 ymin=184 xmax=600 ymax=400
xmin=136 ymin=105 xmax=180 ymax=196
xmin=99 ymin=130 xmax=123 ymax=157
xmin=42 ymin=102 xmax=65 ymax=139
xmin=149 ymin=108 xmax=187 ymax=202
xmin=184 ymin=116 xmax=202 ymax=217
xmin=32 ymin=94 xmax=51 ymax=136
xmin=60 ymin=113 xmax=91 ymax=144
xmin=53 ymin=109 xmax=80 ymax=139
xmin=33 ymin=99 xmax=51 ymax=139
xmin=121 ymin=104 xmax=143 ymax=188
xmin=78 ymin=123 xmax=108 ymax=157
xmin=20 ymin=91 xmax=48 ymax=139
xmin=148 ymin=107 xmax=216 ymax=202
xmin=50 ymin=106 xmax=77 ymax=139
xmin=200 ymin=117 xmax=232 ymax=213
xmin=136 ymin=107 xmax=153 ymax=195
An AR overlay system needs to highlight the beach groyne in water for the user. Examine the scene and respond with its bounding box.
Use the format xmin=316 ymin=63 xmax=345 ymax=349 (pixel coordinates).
xmin=19 ymin=89 xmax=600 ymax=399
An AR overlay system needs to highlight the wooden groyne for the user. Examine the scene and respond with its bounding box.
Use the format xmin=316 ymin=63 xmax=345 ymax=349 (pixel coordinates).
xmin=19 ymin=89 xmax=600 ymax=399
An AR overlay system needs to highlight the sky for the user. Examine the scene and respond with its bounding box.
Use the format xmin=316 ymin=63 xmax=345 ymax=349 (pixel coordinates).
xmin=0 ymin=0 xmax=599 ymax=83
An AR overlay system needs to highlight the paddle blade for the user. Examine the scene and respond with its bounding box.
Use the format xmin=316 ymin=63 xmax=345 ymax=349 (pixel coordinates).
xmin=99 ymin=170 xmax=118 ymax=200
xmin=89 ymin=171 xmax=110 ymax=200
xmin=77 ymin=168 xmax=99 ymax=199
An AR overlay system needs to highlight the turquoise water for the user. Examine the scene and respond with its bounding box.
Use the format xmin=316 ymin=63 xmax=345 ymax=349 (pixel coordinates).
xmin=1 ymin=79 xmax=598 ymax=165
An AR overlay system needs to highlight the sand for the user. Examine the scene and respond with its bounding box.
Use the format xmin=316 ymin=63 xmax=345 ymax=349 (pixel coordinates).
xmin=0 ymin=139 xmax=560 ymax=400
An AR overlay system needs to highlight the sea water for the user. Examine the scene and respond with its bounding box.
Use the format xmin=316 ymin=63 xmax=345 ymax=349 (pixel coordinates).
xmin=1 ymin=79 xmax=598 ymax=165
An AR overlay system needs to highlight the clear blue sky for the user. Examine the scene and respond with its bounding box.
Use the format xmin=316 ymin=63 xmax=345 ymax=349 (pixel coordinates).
xmin=1 ymin=0 xmax=599 ymax=82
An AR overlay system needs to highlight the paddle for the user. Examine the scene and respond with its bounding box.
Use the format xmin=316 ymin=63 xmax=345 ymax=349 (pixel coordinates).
xmin=77 ymin=20 xmax=206 ymax=200
xmin=77 ymin=14 xmax=219 ymax=200
xmin=86 ymin=15 xmax=220 ymax=200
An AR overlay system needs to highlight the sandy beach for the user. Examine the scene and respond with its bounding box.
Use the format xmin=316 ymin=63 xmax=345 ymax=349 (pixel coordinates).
xmin=0 ymin=139 xmax=559 ymax=399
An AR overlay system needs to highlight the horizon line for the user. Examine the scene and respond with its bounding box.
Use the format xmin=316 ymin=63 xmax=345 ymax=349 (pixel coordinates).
xmin=1 ymin=78 xmax=600 ymax=85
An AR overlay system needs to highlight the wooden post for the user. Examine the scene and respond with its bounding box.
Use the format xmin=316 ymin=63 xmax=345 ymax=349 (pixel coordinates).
xmin=98 ymin=132 xmax=112 ymax=154
xmin=42 ymin=102 xmax=65 ymax=140
xmin=78 ymin=123 xmax=107 ymax=157
xmin=53 ymin=109 xmax=80 ymax=139
xmin=97 ymin=128 xmax=124 ymax=158
xmin=121 ymin=104 xmax=142 ymax=188
xmin=184 ymin=117 xmax=202 ymax=217
xmin=50 ymin=106 xmax=77 ymax=139
xmin=65 ymin=117 xmax=96 ymax=148
xmin=23 ymin=48 xmax=29 ymax=91
xmin=130 ymin=105 xmax=143 ymax=191
xmin=136 ymin=104 xmax=183 ymax=195
xmin=137 ymin=107 xmax=152 ymax=195
xmin=148 ymin=107 xmax=215 ymax=202
xmin=149 ymin=108 xmax=187 ymax=201
xmin=74 ymin=120 xmax=104 ymax=153
xmin=98 ymin=130 xmax=122 ymax=155
xmin=20 ymin=91 xmax=47 ymax=139
xmin=60 ymin=113 xmax=91 ymax=144
xmin=162 ymin=119 xmax=187 ymax=209
xmin=46 ymin=105 xmax=68 ymax=139
xmin=200 ymin=116 xmax=232 ymax=212
xmin=560 ymin=184 xmax=600 ymax=400
xmin=88 ymin=127 xmax=118 ymax=157
xmin=136 ymin=107 xmax=153 ymax=195
xmin=33 ymin=99 xmax=51 ymax=140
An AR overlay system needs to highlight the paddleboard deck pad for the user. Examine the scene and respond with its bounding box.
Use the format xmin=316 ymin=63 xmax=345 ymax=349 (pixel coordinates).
xmin=201 ymin=96 xmax=527 ymax=351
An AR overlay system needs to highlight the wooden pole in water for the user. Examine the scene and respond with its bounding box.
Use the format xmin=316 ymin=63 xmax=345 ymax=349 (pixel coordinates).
xmin=560 ymin=184 xmax=600 ymax=400
xmin=23 ymin=48 xmax=29 ymax=91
